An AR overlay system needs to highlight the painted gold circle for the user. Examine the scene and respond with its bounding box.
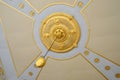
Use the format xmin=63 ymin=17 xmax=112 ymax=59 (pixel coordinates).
xmin=40 ymin=13 xmax=80 ymax=53
xmin=28 ymin=72 xmax=33 ymax=76
xmin=115 ymin=73 xmax=120 ymax=78
xmin=78 ymin=1 xmax=83 ymax=7
xmin=30 ymin=11 xmax=35 ymax=16
xmin=19 ymin=3 xmax=24 ymax=9
xmin=94 ymin=58 xmax=100 ymax=63
xmin=105 ymin=66 xmax=110 ymax=70
xmin=84 ymin=50 xmax=89 ymax=56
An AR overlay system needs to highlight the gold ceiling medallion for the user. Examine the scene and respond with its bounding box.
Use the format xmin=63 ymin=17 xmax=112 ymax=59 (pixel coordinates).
xmin=40 ymin=13 xmax=80 ymax=53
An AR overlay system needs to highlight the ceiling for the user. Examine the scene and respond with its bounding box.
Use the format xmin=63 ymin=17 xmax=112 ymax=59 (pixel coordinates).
xmin=0 ymin=0 xmax=120 ymax=80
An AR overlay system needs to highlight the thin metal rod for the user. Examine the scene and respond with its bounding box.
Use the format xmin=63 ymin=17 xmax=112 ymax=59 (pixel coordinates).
xmin=43 ymin=37 xmax=57 ymax=58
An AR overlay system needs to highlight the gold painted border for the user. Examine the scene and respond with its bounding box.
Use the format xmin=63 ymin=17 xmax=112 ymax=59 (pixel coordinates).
xmin=0 ymin=18 xmax=18 ymax=76
xmin=25 ymin=0 xmax=77 ymax=13
xmin=0 ymin=0 xmax=33 ymax=19
xmin=79 ymin=53 xmax=108 ymax=80
xmin=35 ymin=53 xmax=108 ymax=80
xmin=80 ymin=0 xmax=120 ymax=66
xmin=0 ymin=5 xmax=41 ymax=77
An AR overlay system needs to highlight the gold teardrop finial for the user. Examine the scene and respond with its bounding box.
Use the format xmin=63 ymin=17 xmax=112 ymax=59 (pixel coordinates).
xmin=35 ymin=57 xmax=46 ymax=68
